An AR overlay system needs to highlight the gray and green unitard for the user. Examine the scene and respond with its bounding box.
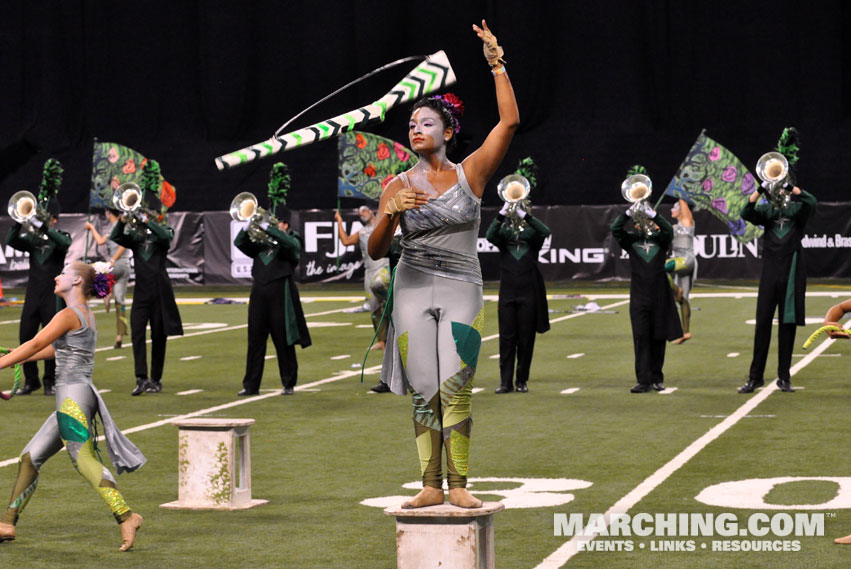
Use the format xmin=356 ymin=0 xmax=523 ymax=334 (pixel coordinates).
xmin=666 ymin=223 xmax=697 ymax=335
xmin=611 ymin=212 xmax=683 ymax=386
xmin=741 ymin=189 xmax=816 ymax=384
xmin=358 ymin=222 xmax=391 ymax=344
xmin=485 ymin=210 xmax=550 ymax=390
xmin=381 ymin=164 xmax=483 ymax=490
xmin=5 ymin=222 xmax=71 ymax=393
xmin=104 ymin=220 xmax=131 ymax=339
xmin=2 ymin=306 xmax=146 ymax=528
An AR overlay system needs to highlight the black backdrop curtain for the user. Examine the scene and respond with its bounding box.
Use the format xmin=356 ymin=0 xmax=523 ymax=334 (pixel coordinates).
xmin=0 ymin=1 xmax=848 ymax=214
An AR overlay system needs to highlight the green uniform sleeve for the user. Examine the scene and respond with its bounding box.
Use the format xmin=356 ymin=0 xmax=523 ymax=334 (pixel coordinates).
xmin=45 ymin=227 xmax=72 ymax=252
xmin=485 ymin=215 xmax=507 ymax=248
xmin=265 ymin=226 xmax=302 ymax=263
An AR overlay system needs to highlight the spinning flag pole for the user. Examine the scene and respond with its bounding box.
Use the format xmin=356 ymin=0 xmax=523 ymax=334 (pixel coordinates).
xmin=215 ymin=50 xmax=456 ymax=170
xmin=664 ymin=130 xmax=763 ymax=244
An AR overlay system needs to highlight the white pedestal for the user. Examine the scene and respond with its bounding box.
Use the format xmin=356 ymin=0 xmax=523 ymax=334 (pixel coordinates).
xmin=384 ymin=502 xmax=504 ymax=569
xmin=160 ymin=418 xmax=268 ymax=510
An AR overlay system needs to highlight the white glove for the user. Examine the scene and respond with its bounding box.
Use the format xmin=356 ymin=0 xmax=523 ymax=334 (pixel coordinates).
xmin=30 ymin=218 xmax=43 ymax=228
xmin=642 ymin=202 xmax=657 ymax=219
xmin=499 ymin=202 xmax=511 ymax=216
xmin=516 ymin=208 xmax=527 ymax=219
xmin=259 ymin=221 xmax=270 ymax=230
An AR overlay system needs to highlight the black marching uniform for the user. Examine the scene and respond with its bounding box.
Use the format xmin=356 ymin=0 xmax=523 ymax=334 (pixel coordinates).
xmin=486 ymin=211 xmax=550 ymax=392
xmin=611 ymin=212 xmax=683 ymax=389
xmin=235 ymin=224 xmax=311 ymax=394
xmin=110 ymin=216 xmax=183 ymax=393
xmin=740 ymin=190 xmax=817 ymax=392
xmin=5 ymin=222 xmax=71 ymax=394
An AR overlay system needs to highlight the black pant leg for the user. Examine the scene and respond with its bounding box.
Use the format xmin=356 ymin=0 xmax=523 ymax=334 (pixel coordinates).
xmin=777 ymin=323 xmax=797 ymax=382
xmin=748 ymin=282 xmax=778 ymax=382
xmin=242 ymin=287 xmax=269 ymax=392
xmin=130 ymin=302 xmax=150 ymax=379
xmin=148 ymin=300 xmax=167 ymax=382
xmin=497 ymin=296 xmax=519 ymax=388
xmin=649 ymin=337 xmax=666 ymax=384
xmin=631 ymin=304 xmax=653 ymax=384
xmin=513 ymin=292 xmax=538 ymax=384
xmin=19 ymin=298 xmax=41 ymax=388
xmin=267 ymin=286 xmax=298 ymax=389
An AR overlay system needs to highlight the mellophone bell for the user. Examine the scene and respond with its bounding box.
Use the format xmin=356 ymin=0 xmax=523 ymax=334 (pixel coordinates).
xmin=231 ymin=164 xmax=312 ymax=397
xmin=4 ymin=158 xmax=71 ymax=396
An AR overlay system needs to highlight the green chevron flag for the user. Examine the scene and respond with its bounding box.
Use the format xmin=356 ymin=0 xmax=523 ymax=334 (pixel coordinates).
xmin=664 ymin=131 xmax=763 ymax=243
xmin=337 ymin=132 xmax=415 ymax=201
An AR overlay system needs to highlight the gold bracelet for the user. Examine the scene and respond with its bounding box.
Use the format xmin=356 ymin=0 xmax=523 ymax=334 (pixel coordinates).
xmin=491 ymin=65 xmax=506 ymax=76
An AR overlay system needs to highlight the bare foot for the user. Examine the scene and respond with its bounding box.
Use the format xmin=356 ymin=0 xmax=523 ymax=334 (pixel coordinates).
xmin=836 ymin=534 xmax=851 ymax=545
xmin=0 ymin=521 xmax=15 ymax=542
xmin=401 ymin=486 xmax=444 ymax=509
xmin=119 ymin=513 xmax=143 ymax=551
xmin=370 ymin=341 xmax=386 ymax=351
xmin=448 ymin=488 xmax=482 ymax=509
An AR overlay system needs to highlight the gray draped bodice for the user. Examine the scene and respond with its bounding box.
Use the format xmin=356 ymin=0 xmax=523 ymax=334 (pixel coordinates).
xmin=53 ymin=306 xmax=97 ymax=386
xmin=397 ymin=164 xmax=482 ymax=285
xmin=672 ymin=224 xmax=695 ymax=257
xmin=358 ymin=222 xmax=389 ymax=274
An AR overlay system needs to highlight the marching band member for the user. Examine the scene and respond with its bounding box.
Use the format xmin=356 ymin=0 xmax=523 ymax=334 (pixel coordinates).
xmin=369 ymin=20 xmax=518 ymax=509
xmin=109 ymin=160 xmax=183 ymax=395
xmin=486 ymin=159 xmax=550 ymax=394
xmin=738 ymin=128 xmax=816 ymax=394
xmin=611 ymin=166 xmax=683 ymax=393
xmin=235 ymin=163 xmax=311 ymax=396
xmin=5 ymin=159 xmax=70 ymax=396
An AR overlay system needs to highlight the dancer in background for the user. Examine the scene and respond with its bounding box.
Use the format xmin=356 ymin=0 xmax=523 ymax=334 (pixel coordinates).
xmin=85 ymin=208 xmax=130 ymax=348
xmin=5 ymin=158 xmax=70 ymax=396
xmin=486 ymin=158 xmax=550 ymax=394
xmin=611 ymin=166 xmax=683 ymax=393
xmin=109 ymin=160 xmax=183 ymax=395
xmin=369 ymin=20 xmax=518 ymax=508
xmin=0 ymin=262 xmax=145 ymax=551
xmin=666 ymin=198 xmax=696 ymax=344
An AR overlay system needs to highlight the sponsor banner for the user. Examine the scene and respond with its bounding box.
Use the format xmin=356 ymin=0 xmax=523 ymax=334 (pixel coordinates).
xmin=0 ymin=204 xmax=848 ymax=287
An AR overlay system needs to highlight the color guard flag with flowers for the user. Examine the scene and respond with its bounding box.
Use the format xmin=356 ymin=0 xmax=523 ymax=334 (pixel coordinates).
xmin=90 ymin=141 xmax=176 ymax=211
xmin=337 ymin=131 xmax=416 ymax=201
xmin=664 ymin=130 xmax=763 ymax=243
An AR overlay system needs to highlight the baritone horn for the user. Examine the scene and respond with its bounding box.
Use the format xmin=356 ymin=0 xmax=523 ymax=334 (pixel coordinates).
xmin=621 ymin=173 xmax=655 ymax=236
xmin=230 ymin=192 xmax=278 ymax=246
xmin=497 ymin=174 xmax=531 ymax=225
xmin=756 ymin=151 xmax=791 ymax=209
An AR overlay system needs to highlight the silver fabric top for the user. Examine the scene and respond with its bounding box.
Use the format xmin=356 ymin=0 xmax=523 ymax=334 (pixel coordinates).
xmin=397 ymin=164 xmax=482 ymax=285
xmin=358 ymin=222 xmax=389 ymax=274
xmin=672 ymin=224 xmax=695 ymax=257
xmin=53 ymin=306 xmax=97 ymax=386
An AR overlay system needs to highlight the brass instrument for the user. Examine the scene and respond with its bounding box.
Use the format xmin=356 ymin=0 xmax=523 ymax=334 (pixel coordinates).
xmin=230 ymin=192 xmax=279 ymax=246
xmin=7 ymin=190 xmax=51 ymax=238
xmin=112 ymin=182 xmax=161 ymax=231
xmin=756 ymin=151 xmax=791 ymax=209
xmin=621 ymin=173 xmax=655 ymax=236
xmin=497 ymin=174 xmax=531 ymax=236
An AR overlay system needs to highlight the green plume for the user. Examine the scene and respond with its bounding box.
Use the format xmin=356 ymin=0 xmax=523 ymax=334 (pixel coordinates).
xmin=268 ymin=162 xmax=291 ymax=216
xmin=775 ymin=127 xmax=800 ymax=167
xmin=37 ymin=158 xmax=63 ymax=204
xmin=140 ymin=159 xmax=162 ymax=197
xmin=514 ymin=156 xmax=539 ymax=190
xmin=626 ymin=164 xmax=647 ymax=178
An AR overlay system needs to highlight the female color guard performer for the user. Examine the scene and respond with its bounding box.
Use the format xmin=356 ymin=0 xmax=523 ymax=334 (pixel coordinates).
xmin=368 ymin=20 xmax=518 ymax=509
xmin=0 ymin=262 xmax=145 ymax=550
xmin=85 ymin=209 xmax=131 ymax=348
xmin=666 ymin=198 xmax=696 ymax=344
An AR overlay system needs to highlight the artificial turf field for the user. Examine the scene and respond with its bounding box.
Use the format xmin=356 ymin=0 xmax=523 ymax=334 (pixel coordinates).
xmin=0 ymin=281 xmax=850 ymax=568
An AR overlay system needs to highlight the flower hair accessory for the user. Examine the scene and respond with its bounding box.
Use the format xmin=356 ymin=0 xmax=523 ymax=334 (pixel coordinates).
xmin=430 ymin=93 xmax=465 ymax=134
xmin=92 ymin=262 xmax=116 ymax=299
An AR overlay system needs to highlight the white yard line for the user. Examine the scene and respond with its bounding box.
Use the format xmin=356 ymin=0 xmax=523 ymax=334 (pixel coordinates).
xmin=533 ymin=335 xmax=836 ymax=569
xmin=0 ymin=298 xmax=629 ymax=470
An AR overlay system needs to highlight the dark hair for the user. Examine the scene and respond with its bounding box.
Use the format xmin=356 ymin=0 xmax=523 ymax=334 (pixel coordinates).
xmin=411 ymin=94 xmax=464 ymax=154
